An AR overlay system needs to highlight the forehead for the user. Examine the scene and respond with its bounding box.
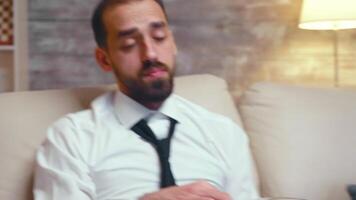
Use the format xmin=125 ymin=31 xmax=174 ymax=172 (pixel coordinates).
xmin=103 ymin=0 xmax=167 ymax=31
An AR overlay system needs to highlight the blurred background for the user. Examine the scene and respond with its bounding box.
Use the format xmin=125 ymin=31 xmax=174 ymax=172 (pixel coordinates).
xmin=1 ymin=0 xmax=356 ymax=101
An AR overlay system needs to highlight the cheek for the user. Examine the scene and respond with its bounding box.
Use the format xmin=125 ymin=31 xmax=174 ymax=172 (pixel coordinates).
xmin=158 ymin=43 xmax=176 ymax=64
xmin=112 ymin=53 xmax=141 ymax=71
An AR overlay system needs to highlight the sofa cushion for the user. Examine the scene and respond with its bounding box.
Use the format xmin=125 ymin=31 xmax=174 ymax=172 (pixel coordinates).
xmin=0 ymin=74 xmax=241 ymax=200
xmin=239 ymin=82 xmax=356 ymax=200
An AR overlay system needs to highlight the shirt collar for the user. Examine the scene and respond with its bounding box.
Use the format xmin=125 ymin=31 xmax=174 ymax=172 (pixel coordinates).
xmin=114 ymin=91 xmax=180 ymax=128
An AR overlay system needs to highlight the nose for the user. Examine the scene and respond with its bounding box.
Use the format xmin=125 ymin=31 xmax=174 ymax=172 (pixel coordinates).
xmin=141 ymin=37 xmax=158 ymax=62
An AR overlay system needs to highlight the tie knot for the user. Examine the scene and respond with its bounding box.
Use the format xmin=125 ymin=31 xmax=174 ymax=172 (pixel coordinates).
xmin=131 ymin=117 xmax=178 ymax=145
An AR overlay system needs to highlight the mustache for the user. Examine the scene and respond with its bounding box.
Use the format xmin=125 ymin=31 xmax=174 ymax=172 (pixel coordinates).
xmin=142 ymin=60 xmax=169 ymax=71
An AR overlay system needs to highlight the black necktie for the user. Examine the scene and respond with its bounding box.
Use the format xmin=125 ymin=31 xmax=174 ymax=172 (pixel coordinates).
xmin=131 ymin=117 xmax=178 ymax=188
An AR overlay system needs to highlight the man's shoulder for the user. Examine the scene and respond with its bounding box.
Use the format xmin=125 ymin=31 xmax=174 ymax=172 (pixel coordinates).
xmin=44 ymin=92 xmax=117 ymax=155
xmin=171 ymin=94 xmax=235 ymax=124
xmin=49 ymin=91 xmax=115 ymax=134
xmin=172 ymin=94 xmax=229 ymax=120
xmin=172 ymin=94 xmax=247 ymax=146
xmin=51 ymin=109 xmax=92 ymax=129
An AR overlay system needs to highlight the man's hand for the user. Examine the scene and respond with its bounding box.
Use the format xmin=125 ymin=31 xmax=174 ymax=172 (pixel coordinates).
xmin=139 ymin=181 xmax=232 ymax=200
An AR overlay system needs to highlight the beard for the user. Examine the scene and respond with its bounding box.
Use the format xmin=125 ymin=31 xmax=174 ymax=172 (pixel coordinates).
xmin=114 ymin=60 xmax=174 ymax=104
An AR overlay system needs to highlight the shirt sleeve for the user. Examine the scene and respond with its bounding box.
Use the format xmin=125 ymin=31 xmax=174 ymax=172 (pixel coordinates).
xmin=224 ymin=121 xmax=260 ymax=200
xmin=33 ymin=117 xmax=96 ymax=200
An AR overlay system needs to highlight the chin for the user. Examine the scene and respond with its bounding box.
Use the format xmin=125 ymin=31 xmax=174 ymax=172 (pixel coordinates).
xmin=123 ymin=72 xmax=174 ymax=103
xmin=144 ymin=78 xmax=173 ymax=102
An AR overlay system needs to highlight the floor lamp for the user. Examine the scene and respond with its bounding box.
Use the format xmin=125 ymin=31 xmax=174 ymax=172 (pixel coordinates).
xmin=298 ymin=0 xmax=356 ymax=87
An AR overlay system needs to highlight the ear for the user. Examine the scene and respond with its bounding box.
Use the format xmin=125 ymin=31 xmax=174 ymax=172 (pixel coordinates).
xmin=95 ymin=47 xmax=113 ymax=72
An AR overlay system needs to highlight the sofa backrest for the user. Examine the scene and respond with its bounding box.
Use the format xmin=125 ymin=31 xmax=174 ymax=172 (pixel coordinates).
xmin=0 ymin=74 xmax=241 ymax=200
xmin=239 ymin=82 xmax=356 ymax=200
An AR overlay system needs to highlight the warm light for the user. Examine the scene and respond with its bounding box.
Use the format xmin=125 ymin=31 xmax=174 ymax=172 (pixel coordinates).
xmin=299 ymin=0 xmax=356 ymax=30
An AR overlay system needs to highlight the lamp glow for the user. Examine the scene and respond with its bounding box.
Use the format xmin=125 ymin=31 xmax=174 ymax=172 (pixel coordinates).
xmin=299 ymin=0 xmax=356 ymax=30
xmin=299 ymin=0 xmax=356 ymax=87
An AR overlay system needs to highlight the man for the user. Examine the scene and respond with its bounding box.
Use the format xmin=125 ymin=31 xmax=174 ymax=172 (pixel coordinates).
xmin=33 ymin=0 xmax=259 ymax=199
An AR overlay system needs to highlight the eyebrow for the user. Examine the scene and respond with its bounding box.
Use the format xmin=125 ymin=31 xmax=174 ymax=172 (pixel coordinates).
xmin=118 ymin=28 xmax=138 ymax=37
xmin=117 ymin=21 xmax=167 ymax=38
xmin=150 ymin=21 xmax=166 ymax=29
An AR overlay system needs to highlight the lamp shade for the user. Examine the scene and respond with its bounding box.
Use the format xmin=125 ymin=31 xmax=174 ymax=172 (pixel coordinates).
xmin=299 ymin=0 xmax=356 ymax=30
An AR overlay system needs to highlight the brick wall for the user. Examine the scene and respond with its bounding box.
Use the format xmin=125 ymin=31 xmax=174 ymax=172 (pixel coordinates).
xmin=29 ymin=0 xmax=356 ymax=100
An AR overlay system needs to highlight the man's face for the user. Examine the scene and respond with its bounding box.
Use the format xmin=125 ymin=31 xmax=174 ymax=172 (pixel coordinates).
xmin=100 ymin=0 xmax=177 ymax=104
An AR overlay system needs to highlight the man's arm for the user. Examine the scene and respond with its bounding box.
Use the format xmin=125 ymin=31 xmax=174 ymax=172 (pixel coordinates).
xmin=140 ymin=120 xmax=259 ymax=200
xmin=139 ymin=181 xmax=231 ymax=200
xmin=33 ymin=117 xmax=95 ymax=200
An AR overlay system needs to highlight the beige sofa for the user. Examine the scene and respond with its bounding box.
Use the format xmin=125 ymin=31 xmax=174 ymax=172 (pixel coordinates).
xmin=0 ymin=74 xmax=355 ymax=200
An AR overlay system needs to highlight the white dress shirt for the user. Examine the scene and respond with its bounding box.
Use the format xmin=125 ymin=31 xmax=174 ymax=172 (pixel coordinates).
xmin=34 ymin=91 xmax=259 ymax=200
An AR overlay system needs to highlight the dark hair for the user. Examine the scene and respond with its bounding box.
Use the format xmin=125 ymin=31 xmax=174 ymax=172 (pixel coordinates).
xmin=91 ymin=0 xmax=167 ymax=48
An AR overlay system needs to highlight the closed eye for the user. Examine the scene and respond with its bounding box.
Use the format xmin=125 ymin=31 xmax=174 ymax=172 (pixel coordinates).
xmin=121 ymin=44 xmax=136 ymax=51
xmin=153 ymin=36 xmax=166 ymax=42
xmin=152 ymin=30 xmax=167 ymax=42
xmin=120 ymin=38 xmax=137 ymax=50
